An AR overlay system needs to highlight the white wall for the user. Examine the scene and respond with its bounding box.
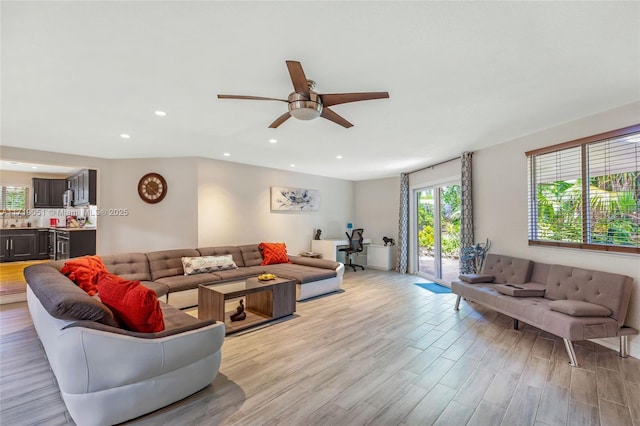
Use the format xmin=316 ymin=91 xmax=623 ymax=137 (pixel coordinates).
xmin=474 ymin=101 xmax=640 ymax=356
xmin=354 ymin=177 xmax=400 ymax=245
xmin=99 ymin=158 xmax=200 ymax=254
xmin=197 ymin=158 xmax=355 ymax=254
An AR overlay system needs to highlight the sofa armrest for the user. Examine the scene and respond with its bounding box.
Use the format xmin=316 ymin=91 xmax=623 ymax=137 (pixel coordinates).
xmin=288 ymin=255 xmax=341 ymax=270
xmin=55 ymin=321 xmax=225 ymax=394
xmin=62 ymin=318 xmax=217 ymax=339
xmin=459 ymin=273 xmax=495 ymax=284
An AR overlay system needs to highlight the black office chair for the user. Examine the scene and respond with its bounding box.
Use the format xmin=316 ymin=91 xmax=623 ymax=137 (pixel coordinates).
xmin=339 ymin=228 xmax=365 ymax=272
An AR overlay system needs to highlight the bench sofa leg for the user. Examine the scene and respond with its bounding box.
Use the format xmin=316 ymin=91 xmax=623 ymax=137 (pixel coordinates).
xmin=620 ymin=336 xmax=629 ymax=358
xmin=454 ymin=296 xmax=461 ymax=311
xmin=563 ymin=339 xmax=579 ymax=367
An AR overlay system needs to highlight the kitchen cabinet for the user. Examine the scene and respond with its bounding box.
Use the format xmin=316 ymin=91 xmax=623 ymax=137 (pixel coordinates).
xmin=0 ymin=230 xmax=37 ymax=262
xmin=33 ymin=178 xmax=66 ymax=208
xmin=67 ymin=169 xmax=96 ymax=206
xmin=36 ymin=229 xmax=50 ymax=259
xmin=54 ymin=229 xmax=96 ymax=260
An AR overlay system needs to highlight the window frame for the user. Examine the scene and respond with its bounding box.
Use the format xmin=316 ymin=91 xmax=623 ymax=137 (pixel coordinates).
xmin=1 ymin=186 xmax=30 ymax=213
xmin=526 ymin=123 xmax=640 ymax=254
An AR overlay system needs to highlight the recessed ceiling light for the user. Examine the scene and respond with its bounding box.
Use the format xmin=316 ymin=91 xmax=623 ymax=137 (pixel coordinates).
xmin=290 ymin=164 xmax=296 ymax=168
xmin=155 ymin=111 xmax=167 ymax=116
xmin=223 ymin=152 xmax=231 ymax=157
xmin=269 ymin=139 xmax=277 ymax=144
xmin=120 ymin=134 xmax=131 ymax=139
xmin=336 ymin=155 xmax=343 ymax=159
xmin=32 ymin=166 xmax=38 ymax=169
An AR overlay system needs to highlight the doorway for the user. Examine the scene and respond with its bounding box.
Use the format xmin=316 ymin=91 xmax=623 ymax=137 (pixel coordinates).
xmin=415 ymin=183 xmax=461 ymax=283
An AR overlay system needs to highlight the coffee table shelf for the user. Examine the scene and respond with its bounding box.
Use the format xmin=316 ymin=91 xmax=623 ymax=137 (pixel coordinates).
xmin=198 ymin=277 xmax=296 ymax=334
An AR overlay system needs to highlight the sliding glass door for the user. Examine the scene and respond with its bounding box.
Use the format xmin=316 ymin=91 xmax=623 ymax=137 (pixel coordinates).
xmin=416 ymin=183 xmax=461 ymax=283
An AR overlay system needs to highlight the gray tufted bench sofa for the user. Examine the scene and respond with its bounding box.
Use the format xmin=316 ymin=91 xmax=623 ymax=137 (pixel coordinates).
xmin=451 ymin=253 xmax=637 ymax=367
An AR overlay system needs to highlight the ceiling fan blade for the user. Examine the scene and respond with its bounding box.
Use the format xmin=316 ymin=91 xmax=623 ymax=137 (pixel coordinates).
xmin=285 ymin=61 xmax=310 ymax=98
xmin=320 ymin=107 xmax=353 ymax=128
xmin=218 ymin=94 xmax=287 ymax=102
xmin=320 ymin=92 xmax=390 ymax=107
xmin=268 ymin=112 xmax=291 ymax=128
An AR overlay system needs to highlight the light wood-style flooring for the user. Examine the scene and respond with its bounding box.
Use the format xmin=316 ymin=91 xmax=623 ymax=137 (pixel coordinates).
xmin=0 ymin=260 xmax=49 ymax=304
xmin=1 ymin=270 xmax=639 ymax=425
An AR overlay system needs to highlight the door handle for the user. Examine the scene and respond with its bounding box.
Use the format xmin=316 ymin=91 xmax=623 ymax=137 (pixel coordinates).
xmin=10 ymin=239 xmax=13 ymax=250
xmin=5 ymin=239 xmax=8 ymax=250
xmin=35 ymin=193 xmax=38 ymax=203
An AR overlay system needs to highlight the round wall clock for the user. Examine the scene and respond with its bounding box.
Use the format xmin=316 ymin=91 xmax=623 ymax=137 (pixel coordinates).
xmin=138 ymin=173 xmax=167 ymax=204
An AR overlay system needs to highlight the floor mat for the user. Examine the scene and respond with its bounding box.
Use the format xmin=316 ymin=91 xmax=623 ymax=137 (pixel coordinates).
xmin=414 ymin=282 xmax=452 ymax=294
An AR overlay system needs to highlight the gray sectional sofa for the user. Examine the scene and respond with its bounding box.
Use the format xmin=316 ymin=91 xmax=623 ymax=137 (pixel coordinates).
xmin=25 ymin=263 xmax=226 ymax=426
xmin=451 ymin=253 xmax=637 ymax=367
xmin=99 ymin=244 xmax=344 ymax=308
xmin=24 ymin=243 xmax=344 ymax=425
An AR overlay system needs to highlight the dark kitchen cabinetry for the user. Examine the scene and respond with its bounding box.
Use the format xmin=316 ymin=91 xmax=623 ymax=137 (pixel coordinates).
xmin=33 ymin=178 xmax=66 ymax=208
xmin=36 ymin=229 xmax=50 ymax=259
xmin=67 ymin=169 xmax=96 ymax=206
xmin=54 ymin=229 xmax=96 ymax=260
xmin=0 ymin=229 xmax=55 ymax=262
xmin=0 ymin=231 xmax=37 ymax=262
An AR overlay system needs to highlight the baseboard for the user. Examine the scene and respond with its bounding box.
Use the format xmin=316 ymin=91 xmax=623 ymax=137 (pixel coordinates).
xmin=0 ymin=292 xmax=27 ymax=305
xmin=590 ymin=335 xmax=639 ymax=360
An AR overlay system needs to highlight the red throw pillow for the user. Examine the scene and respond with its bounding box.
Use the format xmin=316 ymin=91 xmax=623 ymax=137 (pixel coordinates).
xmin=61 ymin=256 xmax=107 ymax=296
xmin=96 ymin=272 xmax=164 ymax=333
xmin=259 ymin=242 xmax=290 ymax=265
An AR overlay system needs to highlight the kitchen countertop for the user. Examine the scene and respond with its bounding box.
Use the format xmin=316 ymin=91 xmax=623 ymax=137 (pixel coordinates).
xmin=0 ymin=227 xmax=50 ymax=231
xmin=50 ymin=227 xmax=97 ymax=231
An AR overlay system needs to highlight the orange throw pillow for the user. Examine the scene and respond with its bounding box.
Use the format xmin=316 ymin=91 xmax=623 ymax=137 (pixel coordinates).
xmin=61 ymin=256 xmax=107 ymax=296
xmin=259 ymin=242 xmax=290 ymax=265
xmin=96 ymin=272 xmax=164 ymax=333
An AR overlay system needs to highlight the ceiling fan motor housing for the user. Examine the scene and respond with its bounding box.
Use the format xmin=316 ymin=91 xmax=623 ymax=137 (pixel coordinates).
xmin=288 ymin=92 xmax=322 ymax=120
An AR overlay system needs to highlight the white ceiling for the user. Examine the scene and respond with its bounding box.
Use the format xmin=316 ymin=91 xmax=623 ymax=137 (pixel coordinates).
xmin=2 ymin=1 xmax=639 ymax=181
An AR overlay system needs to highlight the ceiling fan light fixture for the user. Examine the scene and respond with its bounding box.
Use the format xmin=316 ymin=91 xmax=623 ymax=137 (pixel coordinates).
xmin=287 ymin=92 xmax=322 ymax=120
xmin=289 ymin=101 xmax=322 ymax=120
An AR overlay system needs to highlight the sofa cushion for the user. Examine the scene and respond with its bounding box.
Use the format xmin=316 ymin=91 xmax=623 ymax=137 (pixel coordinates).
xmin=140 ymin=280 xmax=170 ymax=298
xmin=494 ymin=283 xmax=546 ymax=297
xmin=182 ymin=255 xmax=238 ymax=275
xmin=146 ymin=249 xmax=200 ymax=280
xmin=459 ymin=273 xmax=495 ymax=284
xmin=239 ymin=244 xmax=262 ymax=267
xmin=288 ymin=255 xmax=340 ymax=270
xmin=481 ymin=254 xmax=533 ymax=284
xmin=61 ymin=256 xmax=108 ymax=296
xmin=197 ymin=246 xmax=245 ymax=268
xmin=259 ymin=242 xmax=290 ymax=265
xmin=97 ymin=272 xmax=165 ymax=333
xmin=549 ymin=300 xmax=612 ymax=317
xmin=101 ymin=252 xmax=152 ymax=281
xmin=262 ymin=263 xmax=337 ymax=284
xmin=24 ymin=264 xmax=119 ymax=327
xmin=211 ymin=266 xmax=265 ymax=281
xmin=155 ymin=273 xmax=222 ymax=293
xmin=544 ymin=264 xmax=633 ymax=327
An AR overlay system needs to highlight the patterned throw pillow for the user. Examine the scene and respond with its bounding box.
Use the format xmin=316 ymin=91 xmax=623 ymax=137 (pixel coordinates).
xmin=258 ymin=242 xmax=290 ymax=265
xmin=96 ymin=272 xmax=164 ymax=333
xmin=181 ymin=255 xmax=238 ymax=275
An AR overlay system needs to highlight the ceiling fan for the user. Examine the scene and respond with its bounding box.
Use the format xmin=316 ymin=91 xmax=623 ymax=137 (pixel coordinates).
xmin=217 ymin=60 xmax=389 ymax=128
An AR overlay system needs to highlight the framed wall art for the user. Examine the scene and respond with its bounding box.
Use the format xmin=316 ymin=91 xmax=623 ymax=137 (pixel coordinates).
xmin=270 ymin=186 xmax=320 ymax=211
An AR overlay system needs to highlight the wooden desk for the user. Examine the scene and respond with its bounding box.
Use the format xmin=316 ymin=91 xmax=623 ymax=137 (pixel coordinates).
xmin=198 ymin=277 xmax=296 ymax=334
xmin=311 ymin=238 xmax=372 ymax=261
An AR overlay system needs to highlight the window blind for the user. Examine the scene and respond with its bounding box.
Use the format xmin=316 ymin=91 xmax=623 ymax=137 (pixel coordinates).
xmin=527 ymin=124 xmax=640 ymax=254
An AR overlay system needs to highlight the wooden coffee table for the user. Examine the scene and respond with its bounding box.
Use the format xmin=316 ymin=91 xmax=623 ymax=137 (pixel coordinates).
xmin=198 ymin=276 xmax=296 ymax=334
